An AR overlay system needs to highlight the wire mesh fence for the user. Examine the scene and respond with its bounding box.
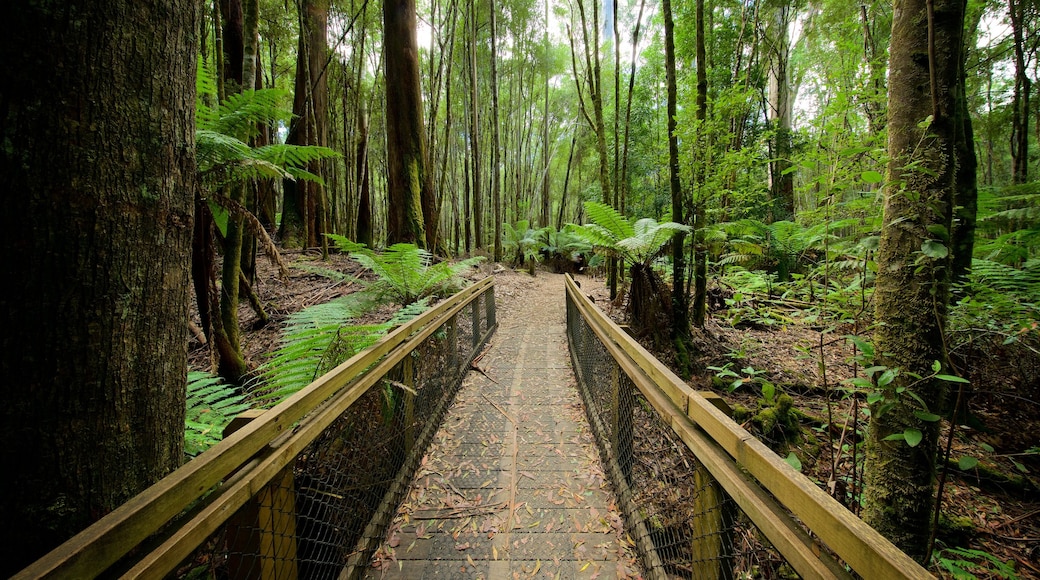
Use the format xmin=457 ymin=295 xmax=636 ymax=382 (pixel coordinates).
xmin=175 ymin=285 xmax=497 ymax=580
xmin=566 ymin=288 xmax=798 ymax=580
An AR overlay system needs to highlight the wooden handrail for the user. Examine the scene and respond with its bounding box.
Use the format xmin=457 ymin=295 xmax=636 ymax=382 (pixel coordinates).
xmin=564 ymin=274 xmax=932 ymax=580
xmin=16 ymin=276 xmax=494 ymax=579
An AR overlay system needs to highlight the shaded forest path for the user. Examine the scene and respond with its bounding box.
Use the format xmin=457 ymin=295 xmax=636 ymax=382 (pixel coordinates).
xmin=364 ymin=273 xmax=640 ymax=579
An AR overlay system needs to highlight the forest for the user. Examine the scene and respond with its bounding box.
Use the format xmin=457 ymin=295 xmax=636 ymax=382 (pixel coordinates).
xmin=1 ymin=0 xmax=1038 ymax=576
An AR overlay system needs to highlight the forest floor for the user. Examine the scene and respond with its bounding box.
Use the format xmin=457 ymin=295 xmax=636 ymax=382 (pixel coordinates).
xmin=189 ymin=254 xmax=1040 ymax=579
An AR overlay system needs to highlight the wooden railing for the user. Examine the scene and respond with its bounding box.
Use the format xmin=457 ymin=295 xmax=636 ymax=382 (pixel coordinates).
xmin=16 ymin=276 xmax=496 ymax=579
xmin=564 ymin=274 xmax=932 ymax=579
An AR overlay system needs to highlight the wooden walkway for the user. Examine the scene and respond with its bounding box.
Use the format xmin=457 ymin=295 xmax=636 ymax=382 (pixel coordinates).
xmin=364 ymin=274 xmax=640 ymax=579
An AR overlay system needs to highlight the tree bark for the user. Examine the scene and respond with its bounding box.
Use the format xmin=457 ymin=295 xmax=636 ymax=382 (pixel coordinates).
xmin=863 ymin=0 xmax=966 ymax=562
xmin=0 ymin=0 xmax=198 ymax=572
xmin=468 ymin=0 xmax=483 ymax=250
xmin=280 ymin=0 xmax=329 ymax=249
xmin=1008 ymin=0 xmax=1030 ymax=184
xmin=765 ymin=4 xmax=795 ymax=221
xmin=356 ymin=98 xmax=374 ymax=248
xmin=692 ymin=0 xmax=709 ymax=328
xmin=663 ymin=0 xmax=691 ymax=371
xmin=384 ymin=0 xmax=431 ymax=247
xmin=490 ymin=0 xmax=503 ymax=261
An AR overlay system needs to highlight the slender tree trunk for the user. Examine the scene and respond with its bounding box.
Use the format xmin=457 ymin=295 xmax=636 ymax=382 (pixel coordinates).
xmin=951 ymin=19 xmax=978 ymax=284
xmin=620 ymin=0 xmax=647 ymax=218
xmin=490 ymin=0 xmax=503 ymax=261
xmin=468 ymin=0 xmax=483 ymax=250
xmin=692 ymin=0 xmax=709 ymax=328
xmin=356 ymin=100 xmax=374 ymax=248
xmin=663 ymin=0 xmax=690 ymax=368
xmin=0 ymin=1 xmax=198 ymax=572
xmin=557 ymin=126 xmax=578 ymax=230
xmin=541 ymin=0 xmax=552 ymax=229
xmin=385 ymin=0 xmax=431 ymax=247
xmin=765 ymin=4 xmax=795 ymax=221
xmin=574 ymin=0 xmax=614 ymax=294
xmin=863 ymin=0 xmax=966 ymax=562
xmin=1009 ymin=0 xmax=1030 ymax=184
xmin=216 ymin=0 xmax=259 ymax=383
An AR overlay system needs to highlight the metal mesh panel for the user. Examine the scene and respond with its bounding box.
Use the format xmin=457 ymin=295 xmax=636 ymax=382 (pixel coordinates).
xmin=176 ymin=286 xmax=495 ymax=579
xmin=566 ymin=292 xmax=795 ymax=580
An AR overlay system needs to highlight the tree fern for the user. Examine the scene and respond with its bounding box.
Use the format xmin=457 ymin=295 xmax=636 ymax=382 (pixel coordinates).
xmin=566 ymin=202 xmax=689 ymax=342
xmin=327 ymin=236 xmax=485 ymax=305
xmin=567 ymin=201 xmax=689 ymax=268
xmin=185 ymin=371 xmax=251 ymax=457
xmin=502 ymin=220 xmax=543 ymax=269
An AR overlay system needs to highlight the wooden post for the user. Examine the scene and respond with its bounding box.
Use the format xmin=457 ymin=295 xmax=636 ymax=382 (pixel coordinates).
xmin=689 ymin=399 xmax=735 ymax=580
xmin=224 ymin=410 xmax=299 ymax=580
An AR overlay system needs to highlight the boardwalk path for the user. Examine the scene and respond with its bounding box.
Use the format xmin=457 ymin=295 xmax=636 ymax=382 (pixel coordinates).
xmin=366 ymin=273 xmax=640 ymax=579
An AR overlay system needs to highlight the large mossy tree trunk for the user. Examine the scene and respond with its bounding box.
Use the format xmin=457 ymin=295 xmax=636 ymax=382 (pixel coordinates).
xmin=0 ymin=0 xmax=198 ymax=573
xmin=863 ymin=0 xmax=966 ymax=562
xmin=384 ymin=0 xmax=430 ymax=247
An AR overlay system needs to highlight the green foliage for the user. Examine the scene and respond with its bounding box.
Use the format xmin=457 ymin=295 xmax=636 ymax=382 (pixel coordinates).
xmin=502 ymin=220 xmax=543 ymax=270
xmin=948 ymin=258 xmax=1040 ymax=338
xmin=540 ymin=227 xmax=592 ymax=273
xmin=717 ymin=219 xmax=833 ymax=281
xmin=253 ymin=293 xmax=430 ymax=406
xmin=185 ymin=371 xmax=251 ymax=457
xmin=327 ymin=236 xmax=485 ymax=305
xmin=932 ymin=544 xmax=1018 ymax=580
xmin=976 ymin=183 xmax=1040 ymax=266
xmin=195 ymin=89 xmax=338 ymax=189
xmin=566 ymin=201 xmax=690 ymax=268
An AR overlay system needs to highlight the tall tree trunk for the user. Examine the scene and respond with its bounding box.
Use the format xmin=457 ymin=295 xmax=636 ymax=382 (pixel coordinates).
xmin=468 ymin=0 xmax=483 ymax=250
xmin=280 ymin=0 xmax=329 ymax=248
xmin=490 ymin=0 xmax=503 ymax=261
xmin=951 ymin=15 xmax=978 ymax=284
xmin=216 ymin=0 xmax=259 ymax=383
xmin=620 ymin=0 xmax=648 ymax=218
xmin=220 ymin=0 xmax=245 ymax=93
xmin=541 ymin=0 xmax=552 ymax=229
xmin=663 ymin=0 xmax=690 ymax=373
xmin=692 ymin=0 xmax=709 ymax=328
xmin=573 ymin=0 xmax=614 ymax=294
xmin=1009 ymin=0 xmax=1030 ymax=184
xmin=765 ymin=4 xmax=795 ymax=221
xmin=0 ymin=0 xmax=198 ymax=572
xmin=863 ymin=0 xmax=966 ymax=562
xmin=356 ymin=98 xmax=374 ymax=248
xmin=384 ymin=0 xmax=431 ymax=247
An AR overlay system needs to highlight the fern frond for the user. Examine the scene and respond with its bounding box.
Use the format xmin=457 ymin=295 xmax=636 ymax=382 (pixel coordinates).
xmin=583 ymin=201 xmax=634 ymax=239
xmin=346 ymin=243 xmax=483 ymax=305
xmin=209 ymin=89 xmax=291 ymax=138
xmin=185 ymin=371 xmax=250 ymax=457
xmin=196 ymin=130 xmax=251 ymax=171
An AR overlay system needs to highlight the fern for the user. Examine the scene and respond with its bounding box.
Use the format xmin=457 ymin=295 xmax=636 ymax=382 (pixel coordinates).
xmin=253 ymin=293 xmax=379 ymax=405
xmin=185 ymin=371 xmax=251 ymax=457
xmin=327 ymin=236 xmax=485 ymax=305
xmin=567 ymin=201 xmax=689 ymax=268
xmin=252 ymin=294 xmax=433 ymax=406
xmin=502 ymin=220 xmax=544 ymax=268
